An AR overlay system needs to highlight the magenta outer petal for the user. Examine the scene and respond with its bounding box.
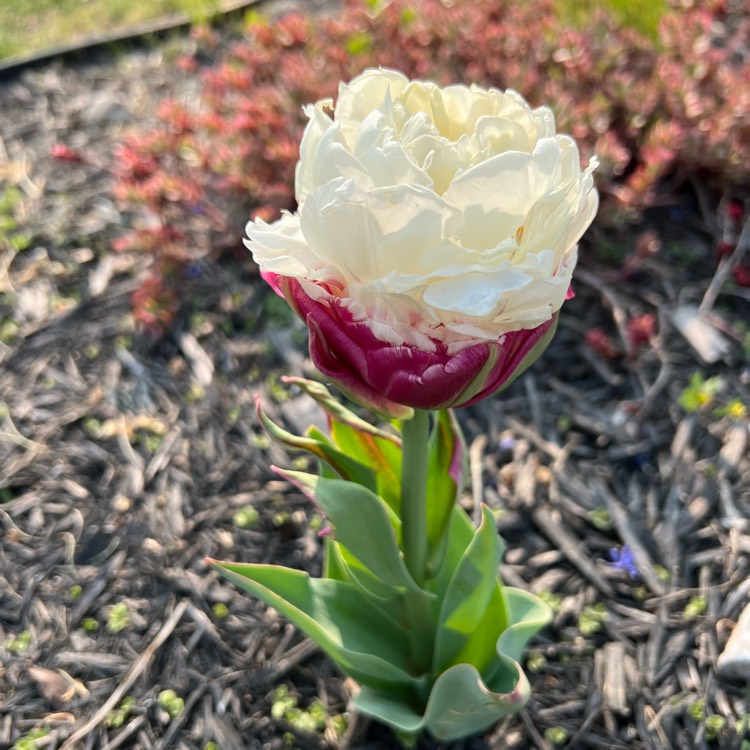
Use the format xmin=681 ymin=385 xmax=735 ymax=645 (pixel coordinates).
xmin=261 ymin=270 xmax=285 ymax=297
xmin=273 ymin=276 xmax=556 ymax=413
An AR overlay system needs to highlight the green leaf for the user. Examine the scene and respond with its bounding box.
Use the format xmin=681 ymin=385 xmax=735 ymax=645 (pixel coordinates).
xmin=353 ymin=661 xmax=529 ymax=742
xmin=256 ymin=398 xmax=378 ymax=492
xmin=208 ymin=561 xmax=421 ymax=695
xmin=429 ymin=503 xmax=477 ymax=600
xmin=425 ymin=410 xmax=464 ymax=575
xmin=433 ymin=505 xmax=505 ymax=673
xmin=328 ymin=419 xmax=402 ymax=511
xmin=352 ymin=587 xmax=551 ymax=741
xmin=278 ymin=470 xmax=427 ymax=596
xmin=282 ymin=377 xmax=402 ymax=443
xmin=326 ymin=537 xmax=399 ymax=602
xmin=488 ymin=587 xmax=553 ymax=671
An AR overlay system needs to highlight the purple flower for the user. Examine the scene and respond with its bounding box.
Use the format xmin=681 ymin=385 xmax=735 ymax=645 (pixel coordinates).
xmin=609 ymin=545 xmax=639 ymax=579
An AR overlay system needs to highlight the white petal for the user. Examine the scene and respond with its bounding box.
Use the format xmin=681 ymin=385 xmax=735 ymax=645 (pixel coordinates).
xmin=245 ymin=213 xmax=319 ymax=276
xmin=296 ymin=101 xmax=334 ymax=204
xmin=423 ymin=271 xmax=532 ymax=317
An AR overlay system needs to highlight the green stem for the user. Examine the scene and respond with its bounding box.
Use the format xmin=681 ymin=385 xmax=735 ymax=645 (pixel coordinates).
xmin=401 ymin=409 xmax=431 ymax=586
xmin=400 ymin=409 xmax=434 ymax=676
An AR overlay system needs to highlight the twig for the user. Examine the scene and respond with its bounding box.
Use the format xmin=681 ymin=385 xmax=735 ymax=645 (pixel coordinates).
xmin=699 ymin=216 xmax=750 ymax=315
xmin=531 ymin=508 xmax=615 ymax=598
xmin=60 ymin=600 xmax=188 ymax=750
xmin=593 ymin=480 xmax=666 ymax=596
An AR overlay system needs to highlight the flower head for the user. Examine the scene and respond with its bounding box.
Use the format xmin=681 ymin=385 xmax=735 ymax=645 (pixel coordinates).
xmin=609 ymin=545 xmax=639 ymax=579
xmin=247 ymin=69 xmax=598 ymax=414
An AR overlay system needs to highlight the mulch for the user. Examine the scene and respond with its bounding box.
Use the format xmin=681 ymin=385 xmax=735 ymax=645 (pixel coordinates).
xmin=1 ymin=4 xmax=749 ymax=749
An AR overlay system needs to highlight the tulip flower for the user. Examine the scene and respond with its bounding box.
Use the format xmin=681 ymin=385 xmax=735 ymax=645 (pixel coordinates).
xmin=211 ymin=70 xmax=598 ymax=743
xmin=247 ymin=68 xmax=598 ymax=416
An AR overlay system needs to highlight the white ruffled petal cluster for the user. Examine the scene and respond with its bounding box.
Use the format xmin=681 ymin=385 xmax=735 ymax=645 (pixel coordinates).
xmin=248 ymin=68 xmax=598 ymax=349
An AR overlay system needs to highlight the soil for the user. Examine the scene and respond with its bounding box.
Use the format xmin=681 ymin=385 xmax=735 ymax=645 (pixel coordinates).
xmin=1 ymin=3 xmax=749 ymax=750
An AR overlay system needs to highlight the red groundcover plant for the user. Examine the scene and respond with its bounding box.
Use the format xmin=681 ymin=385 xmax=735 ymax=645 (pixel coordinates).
xmin=107 ymin=0 xmax=749 ymax=332
xmin=207 ymin=69 xmax=598 ymax=742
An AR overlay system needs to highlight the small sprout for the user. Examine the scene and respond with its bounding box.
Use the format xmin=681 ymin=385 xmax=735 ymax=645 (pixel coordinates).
xmin=578 ymin=603 xmax=607 ymax=636
xmin=233 ymin=506 xmax=260 ymax=529
xmin=633 ymin=586 xmax=649 ymax=601
xmin=12 ymin=725 xmax=49 ymax=750
xmin=4 ymin=630 xmax=31 ymax=654
xmin=186 ymin=384 xmax=205 ymax=403
xmin=330 ymin=714 xmax=348 ymax=738
xmin=738 ymin=714 xmax=750 ymax=734
xmin=83 ymin=417 xmax=103 ymax=438
xmin=714 ymin=399 xmax=747 ymax=420
xmin=556 ymin=414 xmax=572 ymax=433
xmin=69 ymin=584 xmax=83 ymax=599
xmin=251 ymin=433 xmax=271 ymax=450
xmin=212 ymin=602 xmax=229 ymax=619
xmin=106 ymin=696 xmax=136 ymax=728
xmin=82 ymin=617 xmax=99 ymax=633
xmin=544 ymin=726 xmax=569 ymax=746
xmin=704 ymin=714 xmax=727 ymax=742
xmin=0 ymin=319 xmax=19 ymax=344
xmin=158 ymin=689 xmax=185 ymax=719
xmin=588 ymin=507 xmax=612 ymax=531
xmin=683 ymin=595 xmax=708 ymax=620
xmin=271 ymin=686 xmax=328 ymax=733
xmin=526 ymin=649 xmax=547 ymax=673
xmin=291 ymin=456 xmax=310 ymax=470
xmin=678 ymin=373 xmax=722 ymax=414
xmin=204 ymin=743 xmax=222 ymax=750
xmin=654 ymin=565 xmax=670 ymax=583
xmin=688 ymin=697 xmax=705 ymax=722
xmin=537 ymin=590 xmax=563 ymax=613
xmin=287 ymin=698 xmax=327 ymax=733
xmin=107 ymin=602 xmax=131 ymax=633
xmin=271 ymin=685 xmax=297 ymax=720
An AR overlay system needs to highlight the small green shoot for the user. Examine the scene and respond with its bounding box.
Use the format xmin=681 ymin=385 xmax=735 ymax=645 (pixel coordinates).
xmin=232 ymin=506 xmax=260 ymax=529
xmin=544 ymin=726 xmax=569 ymax=746
xmin=678 ymin=373 xmax=722 ymax=414
xmin=211 ymin=602 xmax=229 ymax=619
xmin=704 ymin=714 xmax=727 ymax=742
xmin=4 ymin=630 xmax=31 ymax=654
xmin=688 ymin=697 xmax=705 ymax=722
xmin=578 ymin=603 xmax=607 ymax=636
xmin=82 ymin=617 xmax=99 ymax=633
xmin=537 ymin=590 xmax=563 ymax=613
xmin=106 ymin=696 xmax=136 ymax=728
xmin=12 ymin=725 xmax=49 ymax=750
xmin=158 ymin=689 xmax=185 ymax=719
xmin=713 ymin=399 xmax=747 ymax=421
xmin=588 ymin=507 xmax=612 ymax=531
xmin=526 ymin=649 xmax=547 ymax=673
xmin=271 ymin=685 xmax=328 ymax=733
xmin=683 ymin=595 xmax=707 ymax=621
xmin=107 ymin=602 xmax=131 ymax=633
